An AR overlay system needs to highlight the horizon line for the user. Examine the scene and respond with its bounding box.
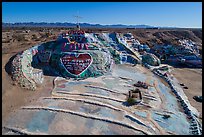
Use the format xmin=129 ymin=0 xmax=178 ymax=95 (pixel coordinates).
xmin=2 ymin=22 xmax=202 ymax=29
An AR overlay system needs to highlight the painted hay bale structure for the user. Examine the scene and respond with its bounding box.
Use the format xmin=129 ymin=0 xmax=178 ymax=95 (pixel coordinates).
xmin=11 ymin=30 xmax=114 ymax=90
xmin=11 ymin=45 xmax=44 ymax=90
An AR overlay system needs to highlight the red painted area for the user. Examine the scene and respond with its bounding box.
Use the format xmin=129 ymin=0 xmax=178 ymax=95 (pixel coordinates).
xmin=58 ymin=84 xmax=66 ymax=88
xmin=61 ymin=43 xmax=89 ymax=52
xmin=61 ymin=53 xmax=92 ymax=75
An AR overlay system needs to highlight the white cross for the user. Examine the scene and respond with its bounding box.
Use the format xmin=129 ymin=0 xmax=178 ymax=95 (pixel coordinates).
xmin=74 ymin=14 xmax=82 ymax=30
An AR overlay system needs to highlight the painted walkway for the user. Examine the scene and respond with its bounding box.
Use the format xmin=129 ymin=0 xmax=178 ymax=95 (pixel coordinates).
xmin=2 ymin=64 xmax=191 ymax=135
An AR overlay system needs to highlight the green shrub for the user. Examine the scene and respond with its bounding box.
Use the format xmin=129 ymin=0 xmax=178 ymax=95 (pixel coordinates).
xmin=127 ymin=97 xmax=136 ymax=106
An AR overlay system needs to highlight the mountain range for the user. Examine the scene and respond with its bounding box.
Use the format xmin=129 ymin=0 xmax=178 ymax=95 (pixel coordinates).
xmin=3 ymin=22 xmax=170 ymax=28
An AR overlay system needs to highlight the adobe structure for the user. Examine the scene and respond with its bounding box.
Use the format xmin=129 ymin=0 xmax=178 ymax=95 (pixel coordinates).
xmin=11 ymin=29 xmax=115 ymax=90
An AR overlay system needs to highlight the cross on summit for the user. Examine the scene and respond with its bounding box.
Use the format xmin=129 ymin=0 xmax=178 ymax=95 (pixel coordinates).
xmin=74 ymin=14 xmax=82 ymax=30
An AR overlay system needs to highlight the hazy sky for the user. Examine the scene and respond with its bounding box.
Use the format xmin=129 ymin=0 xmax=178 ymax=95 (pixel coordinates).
xmin=2 ymin=2 xmax=202 ymax=28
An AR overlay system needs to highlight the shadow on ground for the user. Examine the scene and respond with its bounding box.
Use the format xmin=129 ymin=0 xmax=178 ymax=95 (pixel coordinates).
xmin=5 ymin=54 xmax=18 ymax=75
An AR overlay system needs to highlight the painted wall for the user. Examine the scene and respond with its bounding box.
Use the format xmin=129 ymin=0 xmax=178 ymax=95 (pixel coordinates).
xmin=50 ymin=50 xmax=113 ymax=78
xmin=11 ymin=31 xmax=142 ymax=90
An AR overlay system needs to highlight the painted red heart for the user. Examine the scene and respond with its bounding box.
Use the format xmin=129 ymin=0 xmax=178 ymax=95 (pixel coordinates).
xmin=61 ymin=53 xmax=92 ymax=75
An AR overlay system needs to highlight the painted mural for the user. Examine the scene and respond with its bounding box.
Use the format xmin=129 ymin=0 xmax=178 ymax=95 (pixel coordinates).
xmin=38 ymin=51 xmax=52 ymax=63
xmin=60 ymin=53 xmax=93 ymax=76
xmin=7 ymin=28 xmax=202 ymax=135
xmin=10 ymin=30 xmax=139 ymax=89
xmin=61 ymin=42 xmax=89 ymax=52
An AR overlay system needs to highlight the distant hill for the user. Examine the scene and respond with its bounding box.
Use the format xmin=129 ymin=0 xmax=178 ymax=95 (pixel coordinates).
xmin=2 ymin=22 xmax=159 ymax=28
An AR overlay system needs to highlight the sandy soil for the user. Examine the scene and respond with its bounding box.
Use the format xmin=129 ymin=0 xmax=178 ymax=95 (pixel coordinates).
xmin=171 ymin=68 xmax=202 ymax=120
xmin=2 ymin=57 xmax=54 ymax=125
xmin=2 ymin=30 xmax=57 ymax=124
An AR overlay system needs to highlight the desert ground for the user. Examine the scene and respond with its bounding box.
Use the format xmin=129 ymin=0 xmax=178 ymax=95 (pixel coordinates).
xmin=2 ymin=27 xmax=202 ymax=134
xmin=171 ymin=68 xmax=202 ymax=120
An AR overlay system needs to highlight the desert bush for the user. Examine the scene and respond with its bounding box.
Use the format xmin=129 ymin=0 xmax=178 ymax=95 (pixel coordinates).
xmin=126 ymin=97 xmax=136 ymax=106
xmin=12 ymin=34 xmax=26 ymax=42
